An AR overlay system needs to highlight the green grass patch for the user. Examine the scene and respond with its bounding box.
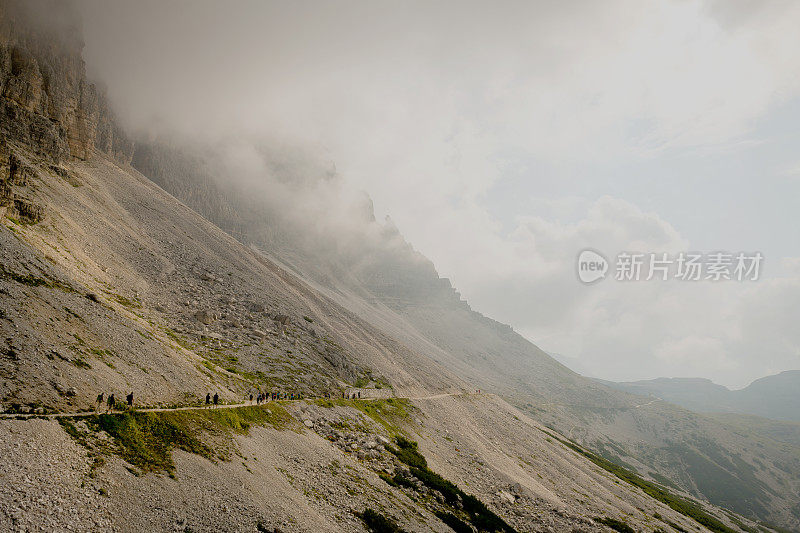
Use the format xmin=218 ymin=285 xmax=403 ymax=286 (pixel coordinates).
xmin=88 ymin=411 xmax=212 ymax=473
xmin=541 ymin=429 xmax=737 ymax=533
xmin=60 ymin=405 xmax=295 ymax=475
xmin=111 ymin=293 xmax=142 ymax=309
xmin=595 ymin=517 xmax=635 ymax=533
xmin=181 ymin=404 xmax=295 ymax=434
xmin=72 ymin=357 xmax=92 ymax=369
xmin=57 ymin=418 xmax=90 ymax=448
xmin=387 ymin=436 xmax=516 ymax=533
xmin=379 ymin=472 xmax=399 ymax=487
xmin=163 ymin=328 xmax=194 ymax=350
xmin=435 ymin=511 xmax=472 ymax=533
xmin=359 ymin=509 xmax=407 ymax=533
xmin=388 ymin=435 xmax=427 ymax=470
xmin=1 ymin=269 xmax=48 ymax=286
xmin=63 ymin=306 xmax=82 ymax=319
xmin=312 ymin=397 xmax=413 ymax=435
xmin=0 ymin=266 xmax=77 ymax=292
xmin=90 ymin=347 xmax=114 ymax=359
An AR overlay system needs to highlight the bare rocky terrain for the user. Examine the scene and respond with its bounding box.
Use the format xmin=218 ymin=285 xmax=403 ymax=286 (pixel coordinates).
xmin=0 ymin=1 xmax=794 ymax=532
xmin=0 ymin=391 xmax=756 ymax=533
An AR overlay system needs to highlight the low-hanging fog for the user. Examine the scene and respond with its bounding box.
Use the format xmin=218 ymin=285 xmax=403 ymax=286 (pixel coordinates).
xmin=74 ymin=0 xmax=800 ymax=388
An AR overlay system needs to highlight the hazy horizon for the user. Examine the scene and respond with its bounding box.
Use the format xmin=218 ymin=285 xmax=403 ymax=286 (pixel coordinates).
xmin=74 ymin=0 xmax=800 ymax=388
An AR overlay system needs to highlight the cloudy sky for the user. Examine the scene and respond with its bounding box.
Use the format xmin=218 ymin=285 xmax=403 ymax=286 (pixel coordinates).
xmin=77 ymin=0 xmax=800 ymax=388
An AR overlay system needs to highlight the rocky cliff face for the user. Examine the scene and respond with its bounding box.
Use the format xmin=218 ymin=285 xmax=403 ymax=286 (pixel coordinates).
xmin=0 ymin=0 xmax=133 ymax=225
xmin=0 ymin=0 xmax=133 ymax=164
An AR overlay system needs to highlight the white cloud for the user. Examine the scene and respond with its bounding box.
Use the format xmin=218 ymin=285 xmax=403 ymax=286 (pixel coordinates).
xmin=655 ymin=336 xmax=734 ymax=368
xmin=463 ymin=196 xmax=800 ymax=388
xmin=76 ymin=0 xmax=800 ymax=387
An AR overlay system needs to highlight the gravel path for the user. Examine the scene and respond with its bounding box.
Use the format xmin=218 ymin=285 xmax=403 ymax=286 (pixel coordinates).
xmin=0 ymin=392 xmax=467 ymax=419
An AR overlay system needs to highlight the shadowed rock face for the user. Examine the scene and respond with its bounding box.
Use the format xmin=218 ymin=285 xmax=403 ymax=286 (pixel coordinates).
xmin=0 ymin=0 xmax=133 ymax=163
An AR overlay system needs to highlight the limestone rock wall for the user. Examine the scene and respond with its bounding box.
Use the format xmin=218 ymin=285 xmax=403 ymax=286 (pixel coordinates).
xmin=0 ymin=0 xmax=133 ymax=164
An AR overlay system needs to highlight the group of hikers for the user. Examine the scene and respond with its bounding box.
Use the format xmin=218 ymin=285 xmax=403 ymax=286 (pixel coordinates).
xmin=228 ymin=389 xmax=363 ymax=407
xmin=204 ymin=391 xmax=306 ymax=407
xmin=93 ymin=388 xmax=371 ymax=413
xmin=250 ymin=391 xmax=298 ymax=404
xmin=205 ymin=392 xmax=220 ymax=407
xmin=95 ymin=392 xmax=134 ymax=413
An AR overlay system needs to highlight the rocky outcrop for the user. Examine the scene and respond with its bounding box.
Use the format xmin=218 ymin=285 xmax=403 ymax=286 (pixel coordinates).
xmin=0 ymin=142 xmax=43 ymax=221
xmin=193 ymin=309 xmax=218 ymax=325
xmin=0 ymin=0 xmax=133 ymax=164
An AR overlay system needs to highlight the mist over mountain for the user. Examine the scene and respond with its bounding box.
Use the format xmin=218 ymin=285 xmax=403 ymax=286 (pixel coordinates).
xmin=74 ymin=0 xmax=800 ymax=390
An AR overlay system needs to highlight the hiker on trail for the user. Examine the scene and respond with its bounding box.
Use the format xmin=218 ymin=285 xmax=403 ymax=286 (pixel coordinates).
xmin=126 ymin=392 xmax=134 ymax=408
xmin=256 ymin=394 xmax=261 ymax=405
xmin=107 ymin=393 xmax=115 ymax=413
xmin=213 ymin=393 xmax=219 ymax=407
xmin=205 ymin=393 xmax=211 ymax=407
xmin=249 ymin=393 xmax=253 ymax=403
xmin=358 ymin=392 xmax=361 ymax=399
xmin=96 ymin=392 xmax=104 ymax=411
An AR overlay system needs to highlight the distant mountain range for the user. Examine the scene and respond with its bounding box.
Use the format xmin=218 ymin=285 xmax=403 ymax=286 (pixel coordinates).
xmin=601 ymin=370 xmax=800 ymax=422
